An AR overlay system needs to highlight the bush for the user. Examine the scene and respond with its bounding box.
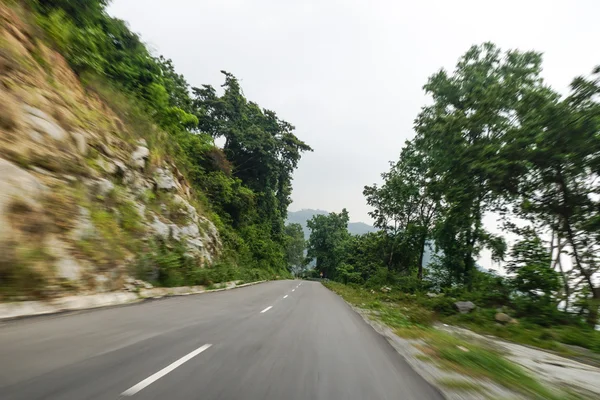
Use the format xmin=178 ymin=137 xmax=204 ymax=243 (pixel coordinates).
xmin=423 ymin=296 xmax=457 ymax=316
xmin=558 ymin=327 xmax=600 ymax=352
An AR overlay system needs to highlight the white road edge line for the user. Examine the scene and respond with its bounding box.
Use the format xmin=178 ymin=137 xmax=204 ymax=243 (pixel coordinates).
xmin=260 ymin=306 xmax=273 ymax=313
xmin=283 ymin=295 xmax=288 ymax=299
xmin=121 ymin=344 xmax=212 ymax=396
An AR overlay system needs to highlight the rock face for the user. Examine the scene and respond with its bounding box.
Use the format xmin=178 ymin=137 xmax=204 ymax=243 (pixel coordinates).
xmin=154 ymin=168 xmax=177 ymax=191
xmin=0 ymin=6 xmax=222 ymax=300
xmin=131 ymin=146 xmax=149 ymax=169
xmin=454 ymin=301 xmax=476 ymax=314
xmin=0 ymin=158 xmax=47 ymax=242
xmin=22 ymin=105 xmax=68 ymax=142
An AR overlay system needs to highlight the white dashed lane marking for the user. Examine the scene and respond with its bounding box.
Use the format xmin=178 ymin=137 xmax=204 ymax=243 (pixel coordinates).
xmin=121 ymin=344 xmax=212 ymax=396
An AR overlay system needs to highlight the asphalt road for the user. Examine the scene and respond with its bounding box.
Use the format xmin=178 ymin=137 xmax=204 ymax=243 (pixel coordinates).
xmin=0 ymin=280 xmax=443 ymax=400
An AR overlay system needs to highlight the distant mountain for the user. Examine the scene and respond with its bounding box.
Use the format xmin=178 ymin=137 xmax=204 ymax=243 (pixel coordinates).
xmin=286 ymin=209 xmax=377 ymax=239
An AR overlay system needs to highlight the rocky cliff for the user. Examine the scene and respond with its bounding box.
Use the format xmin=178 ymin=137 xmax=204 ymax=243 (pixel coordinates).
xmin=0 ymin=5 xmax=221 ymax=300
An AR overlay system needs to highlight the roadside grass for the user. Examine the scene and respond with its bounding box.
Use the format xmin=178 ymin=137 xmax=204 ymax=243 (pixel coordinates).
xmin=436 ymin=378 xmax=486 ymax=393
xmin=323 ymin=281 xmax=582 ymax=400
xmin=324 ymin=280 xmax=600 ymax=364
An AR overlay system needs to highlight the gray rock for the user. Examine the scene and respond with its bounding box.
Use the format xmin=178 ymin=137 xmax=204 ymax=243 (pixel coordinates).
xmin=134 ymin=202 xmax=146 ymax=218
xmin=180 ymin=223 xmax=200 ymax=237
xmin=380 ymin=286 xmax=392 ymax=293
xmin=71 ymin=131 xmax=88 ymax=155
xmin=151 ymin=216 xmax=170 ymax=238
xmin=123 ymin=283 xmax=136 ymax=292
xmin=70 ymin=207 xmax=96 ymax=241
xmin=95 ymin=178 xmax=114 ymax=196
xmin=97 ymin=158 xmax=118 ymax=175
xmin=99 ymin=143 xmax=114 ymax=157
xmin=30 ymin=166 xmax=54 ymax=176
xmin=46 ymin=236 xmax=82 ymax=281
xmin=454 ymin=301 xmax=476 ymax=314
xmin=22 ymin=106 xmax=67 ymax=142
xmin=28 ymin=129 xmax=44 ymax=144
xmin=0 ymin=158 xmax=47 ymax=241
xmin=426 ymin=292 xmax=439 ymax=298
xmin=154 ymin=168 xmax=177 ymax=191
xmin=56 ymin=256 xmax=82 ymax=281
xmin=173 ymin=194 xmax=197 ymax=221
xmin=23 ymin=105 xmax=50 ymax=120
xmin=142 ymin=281 xmax=153 ymax=289
xmin=131 ymin=146 xmax=149 ymax=169
xmin=495 ymin=312 xmax=513 ymax=323
xmin=113 ymin=160 xmax=127 ymax=176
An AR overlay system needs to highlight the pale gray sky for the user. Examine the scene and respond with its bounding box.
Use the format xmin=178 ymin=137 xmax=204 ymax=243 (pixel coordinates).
xmin=108 ymin=0 xmax=599 ymax=228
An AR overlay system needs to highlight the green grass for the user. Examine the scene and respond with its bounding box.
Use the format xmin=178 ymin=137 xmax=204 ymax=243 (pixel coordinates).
xmin=326 ymin=281 xmax=600 ymax=360
xmin=437 ymin=378 xmax=486 ymax=393
xmin=324 ymin=282 xmax=434 ymax=327
xmin=323 ymin=281 xmax=583 ymax=400
xmin=0 ymin=242 xmax=53 ymax=300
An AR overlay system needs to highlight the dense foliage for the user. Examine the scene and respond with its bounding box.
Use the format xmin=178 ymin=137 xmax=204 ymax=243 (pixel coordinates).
xmin=307 ymin=43 xmax=600 ymax=333
xmin=283 ymin=223 xmax=305 ymax=275
xmin=27 ymin=0 xmax=311 ymax=278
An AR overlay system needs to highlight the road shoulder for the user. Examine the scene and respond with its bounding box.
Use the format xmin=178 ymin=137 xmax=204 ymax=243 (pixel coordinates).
xmin=0 ymin=280 xmax=267 ymax=322
xmin=323 ymin=282 xmax=600 ymax=400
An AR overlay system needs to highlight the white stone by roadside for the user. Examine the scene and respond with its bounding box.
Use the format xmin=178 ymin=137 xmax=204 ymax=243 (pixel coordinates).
xmin=0 ymin=280 xmax=267 ymax=321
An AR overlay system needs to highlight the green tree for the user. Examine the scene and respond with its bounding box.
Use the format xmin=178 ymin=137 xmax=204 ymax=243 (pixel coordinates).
xmin=306 ymin=209 xmax=351 ymax=280
xmin=413 ymin=43 xmax=541 ymax=286
xmin=364 ymin=140 xmax=439 ymax=279
xmin=506 ymin=229 xmax=561 ymax=323
xmin=284 ymin=223 xmax=305 ymax=275
xmin=502 ymin=67 xmax=600 ymax=325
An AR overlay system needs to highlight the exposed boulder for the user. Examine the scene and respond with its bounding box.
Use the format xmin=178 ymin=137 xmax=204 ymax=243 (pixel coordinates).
xmin=96 ymin=143 xmax=113 ymax=157
xmin=131 ymin=145 xmax=149 ymax=169
xmin=454 ymin=301 xmax=476 ymax=314
xmin=113 ymin=160 xmax=127 ymax=176
xmin=46 ymin=236 xmax=83 ymax=281
xmin=123 ymin=277 xmax=153 ymax=291
xmin=381 ymin=286 xmax=392 ymax=293
xmin=0 ymin=158 xmax=47 ymax=241
xmin=69 ymin=206 xmax=96 ymax=241
xmin=71 ymin=131 xmax=88 ymax=155
xmin=150 ymin=216 xmax=171 ymax=238
xmin=22 ymin=105 xmax=68 ymax=142
xmin=96 ymin=157 xmax=118 ymax=175
xmin=94 ymin=178 xmax=114 ymax=197
xmin=154 ymin=168 xmax=177 ymax=191
xmin=173 ymin=194 xmax=197 ymax=221
xmin=495 ymin=312 xmax=518 ymax=324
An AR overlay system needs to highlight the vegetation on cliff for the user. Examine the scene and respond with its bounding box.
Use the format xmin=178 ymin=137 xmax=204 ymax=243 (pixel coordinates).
xmin=0 ymin=0 xmax=311 ymax=298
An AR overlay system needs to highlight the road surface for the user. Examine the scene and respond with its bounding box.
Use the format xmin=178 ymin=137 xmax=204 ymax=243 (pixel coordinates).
xmin=0 ymin=280 xmax=443 ymax=400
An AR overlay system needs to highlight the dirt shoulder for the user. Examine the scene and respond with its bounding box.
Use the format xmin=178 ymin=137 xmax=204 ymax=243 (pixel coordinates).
xmin=324 ymin=281 xmax=600 ymax=399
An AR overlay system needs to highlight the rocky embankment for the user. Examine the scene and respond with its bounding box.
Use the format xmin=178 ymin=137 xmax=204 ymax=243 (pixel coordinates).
xmin=0 ymin=5 xmax=221 ymax=300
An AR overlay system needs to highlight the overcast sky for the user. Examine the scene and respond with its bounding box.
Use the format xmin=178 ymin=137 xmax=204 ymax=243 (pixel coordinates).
xmin=108 ymin=0 xmax=599 ymax=227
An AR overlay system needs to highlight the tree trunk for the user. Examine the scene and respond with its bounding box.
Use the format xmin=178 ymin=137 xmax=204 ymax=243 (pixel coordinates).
xmin=417 ymin=233 xmax=427 ymax=280
xmin=551 ymin=234 xmax=570 ymax=311
xmin=556 ymin=172 xmax=598 ymax=326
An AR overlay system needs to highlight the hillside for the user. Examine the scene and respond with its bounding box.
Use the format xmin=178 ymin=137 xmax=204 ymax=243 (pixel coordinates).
xmin=287 ymin=209 xmax=377 ymax=239
xmin=0 ymin=1 xmax=310 ymax=300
